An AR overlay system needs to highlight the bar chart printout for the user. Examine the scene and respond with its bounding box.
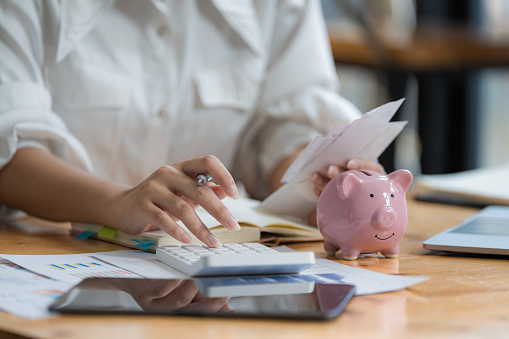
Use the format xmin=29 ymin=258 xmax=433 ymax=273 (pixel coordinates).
xmin=1 ymin=253 xmax=143 ymax=285
xmin=47 ymin=261 xmax=138 ymax=280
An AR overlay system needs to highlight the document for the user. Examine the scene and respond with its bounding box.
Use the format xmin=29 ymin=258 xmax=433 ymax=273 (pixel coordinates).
xmin=1 ymin=252 xmax=144 ymax=285
xmin=0 ymin=248 xmax=427 ymax=319
xmin=299 ymin=258 xmax=427 ymax=295
xmin=259 ymin=99 xmax=407 ymax=220
xmin=93 ymin=248 xmax=427 ymax=296
xmin=0 ymin=259 xmax=71 ymax=320
xmin=414 ymin=164 xmax=509 ymax=206
xmin=92 ymin=250 xmax=187 ymax=279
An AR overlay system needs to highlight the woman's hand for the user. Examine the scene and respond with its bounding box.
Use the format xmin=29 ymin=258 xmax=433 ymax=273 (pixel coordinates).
xmin=0 ymin=149 xmax=239 ymax=248
xmin=111 ymin=155 xmax=240 ymax=248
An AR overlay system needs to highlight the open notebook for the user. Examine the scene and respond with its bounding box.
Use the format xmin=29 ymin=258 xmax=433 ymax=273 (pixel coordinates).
xmin=71 ymin=196 xmax=321 ymax=252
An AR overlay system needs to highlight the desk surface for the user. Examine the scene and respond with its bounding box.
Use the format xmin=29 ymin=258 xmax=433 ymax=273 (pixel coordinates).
xmin=1 ymin=199 xmax=509 ymax=339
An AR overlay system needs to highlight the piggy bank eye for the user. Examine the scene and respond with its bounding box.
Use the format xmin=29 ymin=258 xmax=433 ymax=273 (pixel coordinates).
xmin=391 ymin=194 xmax=394 ymax=198
xmin=369 ymin=194 xmax=374 ymax=198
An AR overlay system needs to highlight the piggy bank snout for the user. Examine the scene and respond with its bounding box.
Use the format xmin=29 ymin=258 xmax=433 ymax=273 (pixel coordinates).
xmin=372 ymin=207 xmax=397 ymax=230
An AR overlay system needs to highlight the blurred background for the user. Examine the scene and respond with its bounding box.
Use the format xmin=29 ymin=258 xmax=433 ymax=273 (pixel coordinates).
xmin=321 ymin=0 xmax=509 ymax=175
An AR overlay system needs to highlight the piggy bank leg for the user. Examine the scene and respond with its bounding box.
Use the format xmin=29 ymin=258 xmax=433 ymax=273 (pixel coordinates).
xmin=323 ymin=240 xmax=340 ymax=256
xmin=340 ymin=246 xmax=361 ymax=261
xmin=381 ymin=247 xmax=399 ymax=259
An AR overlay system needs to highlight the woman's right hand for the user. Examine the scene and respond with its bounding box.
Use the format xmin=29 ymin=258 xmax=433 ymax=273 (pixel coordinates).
xmin=110 ymin=155 xmax=240 ymax=248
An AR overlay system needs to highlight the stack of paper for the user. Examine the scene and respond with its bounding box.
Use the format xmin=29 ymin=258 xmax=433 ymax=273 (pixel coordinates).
xmin=0 ymin=248 xmax=427 ymax=320
xmin=259 ymin=99 xmax=407 ymax=220
xmin=414 ymin=164 xmax=509 ymax=206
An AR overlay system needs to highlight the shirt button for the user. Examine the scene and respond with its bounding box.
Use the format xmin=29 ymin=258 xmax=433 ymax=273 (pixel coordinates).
xmin=158 ymin=108 xmax=169 ymax=118
xmin=157 ymin=25 xmax=170 ymax=37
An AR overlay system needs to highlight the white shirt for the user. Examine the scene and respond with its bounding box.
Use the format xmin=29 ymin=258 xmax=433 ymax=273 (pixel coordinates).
xmin=0 ymin=0 xmax=361 ymax=206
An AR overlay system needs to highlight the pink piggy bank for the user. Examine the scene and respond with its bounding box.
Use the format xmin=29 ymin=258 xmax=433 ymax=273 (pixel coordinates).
xmin=317 ymin=169 xmax=413 ymax=260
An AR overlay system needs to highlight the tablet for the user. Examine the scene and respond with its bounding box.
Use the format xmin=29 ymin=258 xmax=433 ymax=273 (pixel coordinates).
xmin=49 ymin=276 xmax=355 ymax=321
xmin=423 ymin=205 xmax=509 ymax=255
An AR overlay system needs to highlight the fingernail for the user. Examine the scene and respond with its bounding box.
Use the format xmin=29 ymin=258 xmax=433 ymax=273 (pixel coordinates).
xmin=182 ymin=233 xmax=192 ymax=244
xmin=347 ymin=160 xmax=359 ymax=170
xmin=327 ymin=165 xmax=340 ymax=177
xmin=209 ymin=234 xmax=222 ymax=248
xmin=228 ymin=185 xmax=239 ymax=200
xmin=227 ymin=216 xmax=241 ymax=231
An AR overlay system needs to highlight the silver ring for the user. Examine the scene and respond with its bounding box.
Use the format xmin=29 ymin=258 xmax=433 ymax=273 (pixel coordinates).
xmin=195 ymin=174 xmax=211 ymax=186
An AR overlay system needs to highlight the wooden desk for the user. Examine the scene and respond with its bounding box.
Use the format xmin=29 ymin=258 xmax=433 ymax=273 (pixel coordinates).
xmin=1 ymin=199 xmax=509 ymax=339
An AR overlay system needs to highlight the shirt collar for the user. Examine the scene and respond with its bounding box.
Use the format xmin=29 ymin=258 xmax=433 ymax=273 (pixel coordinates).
xmin=210 ymin=0 xmax=264 ymax=56
xmin=56 ymin=0 xmax=115 ymax=62
xmin=56 ymin=0 xmax=263 ymax=62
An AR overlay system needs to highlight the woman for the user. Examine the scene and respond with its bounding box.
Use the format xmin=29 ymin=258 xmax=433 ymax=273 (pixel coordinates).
xmin=0 ymin=0 xmax=383 ymax=247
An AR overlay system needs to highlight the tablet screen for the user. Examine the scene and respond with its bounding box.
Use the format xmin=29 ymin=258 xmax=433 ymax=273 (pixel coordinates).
xmin=50 ymin=277 xmax=355 ymax=321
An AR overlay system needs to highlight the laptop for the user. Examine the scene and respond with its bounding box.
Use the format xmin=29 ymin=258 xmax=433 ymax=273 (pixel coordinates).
xmin=423 ymin=205 xmax=509 ymax=255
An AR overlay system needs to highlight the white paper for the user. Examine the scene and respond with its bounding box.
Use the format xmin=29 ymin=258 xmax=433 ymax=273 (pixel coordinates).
xmin=275 ymin=246 xmax=427 ymax=295
xmin=1 ymin=252 xmax=144 ymax=285
xmin=92 ymin=250 xmax=187 ymax=279
xmin=415 ymin=163 xmax=509 ymax=203
xmin=0 ymin=248 xmax=427 ymax=320
xmin=0 ymin=259 xmax=72 ymax=320
xmin=299 ymin=258 xmax=428 ymax=295
xmin=95 ymin=248 xmax=427 ymax=296
xmin=259 ymin=99 xmax=407 ymax=220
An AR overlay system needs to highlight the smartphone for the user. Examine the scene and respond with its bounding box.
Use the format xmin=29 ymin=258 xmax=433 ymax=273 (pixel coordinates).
xmin=50 ymin=276 xmax=355 ymax=321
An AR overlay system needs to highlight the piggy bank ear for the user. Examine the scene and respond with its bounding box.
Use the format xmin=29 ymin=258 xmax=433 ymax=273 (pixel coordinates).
xmin=336 ymin=172 xmax=362 ymax=199
xmin=388 ymin=169 xmax=413 ymax=193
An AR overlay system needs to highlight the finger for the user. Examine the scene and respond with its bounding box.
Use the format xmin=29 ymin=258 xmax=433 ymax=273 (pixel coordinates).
xmin=176 ymin=192 xmax=199 ymax=210
xmin=209 ymin=184 xmax=227 ymax=200
xmin=346 ymin=158 xmax=385 ymax=173
xmin=311 ymin=172 xmax=329 ymax=192
xmin=326 ymin=165 xmax=348 ymax=179
xmin=170 ymin=177 xmax=241 ymax=232
xmin=148 ymin=166 xmax=229 ymax=246
xmin=144 ymin=224 xmax=160 ymax=231
xmin=145 ymin=203 xmax=194 ymax=245
xmin=155 ymin=192 xmax=222 ymax=248
xmin=180 ymin=155 xmax=239 ymax=199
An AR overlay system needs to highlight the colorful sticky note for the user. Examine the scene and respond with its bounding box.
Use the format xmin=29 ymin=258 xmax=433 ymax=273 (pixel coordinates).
xmin=130 ymin=239 xmax=157 ymax=250
xmin=98 ymin=226 xmax=117 ymax=239
xmin=75 ymin=230 xmax=97 ymax=240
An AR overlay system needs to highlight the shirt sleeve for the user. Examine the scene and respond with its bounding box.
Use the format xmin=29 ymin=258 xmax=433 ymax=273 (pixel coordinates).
xmin=0 ymin=1 xmax=92 ymax=216
xmin=236 ymin=0 xmax=362 ymax=200
xmin=0 ymin=1 xmax=93 ymax=172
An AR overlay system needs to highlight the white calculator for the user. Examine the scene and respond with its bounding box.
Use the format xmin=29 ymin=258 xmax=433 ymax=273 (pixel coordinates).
xmin=156 ymin=243 xmax=315 ymax=277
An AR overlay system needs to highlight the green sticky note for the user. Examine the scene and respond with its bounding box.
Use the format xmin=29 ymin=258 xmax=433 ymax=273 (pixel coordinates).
xmin=98 ymin=226 xmax=117 ymax=239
